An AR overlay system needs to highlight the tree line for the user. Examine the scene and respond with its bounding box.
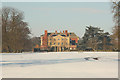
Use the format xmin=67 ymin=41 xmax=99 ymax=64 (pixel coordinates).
xmin=1 ymin=1 xmax=120 ymax=53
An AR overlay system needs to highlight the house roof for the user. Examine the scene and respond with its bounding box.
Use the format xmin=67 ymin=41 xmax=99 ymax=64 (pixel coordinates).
xmin=41 ymin=32 xmax=78 ymax=38
xmin=68 ymin=32 xmax=78 ymax=38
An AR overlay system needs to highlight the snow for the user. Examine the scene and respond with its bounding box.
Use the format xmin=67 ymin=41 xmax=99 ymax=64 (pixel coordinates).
xmin=0 ymin=52 xmax=118 ymax=78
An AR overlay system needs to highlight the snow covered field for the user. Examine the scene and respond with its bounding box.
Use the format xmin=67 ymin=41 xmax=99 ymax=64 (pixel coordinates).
xmin=0 ymin=52 xmax=118 ymax=78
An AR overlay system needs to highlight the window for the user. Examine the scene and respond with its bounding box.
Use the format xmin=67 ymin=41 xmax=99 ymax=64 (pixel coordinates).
xmin=61 ymin=35 xmax=66 ymax=37
xmin=71 ymin=40 xmax=75 ymax=45
xmin=54 ymin=43 xmax=56 ymax=45
xmin=66 ymin=43 xmax=68 ymax=45
xmin=52 ymin=35 xmax=57 ymax=36
xmin=58 ymin=38 xmax=60 ymax=40
xmin=62 ymin=43 xmax=63 ymax=45
xmin=50 ymin=39 xmax=52 ymax=40
xmin=62 ymin=39 xmax=64 ymax=40
xmin=58 ymin=43 xmax=60 ymax=45
xmin=50 ymin=42 xmax=52 ymax=45
xmin=66 ymin=39 xmax=68 ymax=40
xmin=54 ymin=39 xmax=56 ymax=41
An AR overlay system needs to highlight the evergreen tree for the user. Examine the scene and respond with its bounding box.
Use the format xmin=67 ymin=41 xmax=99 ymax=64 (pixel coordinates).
xmin=78 ymin=26 xmax=113 ymax=51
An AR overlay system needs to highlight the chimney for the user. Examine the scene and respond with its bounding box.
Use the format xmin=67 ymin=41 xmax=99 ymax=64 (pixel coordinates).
xmin=55 ymin=30 xmax=57 ymax=34
xmin=65 ymin=30 xmax=68 ymax=36
xmin=63 ymin=30 xmax=64 ymax=33
xmin=45 ymin=30 xmax=47 ymax=36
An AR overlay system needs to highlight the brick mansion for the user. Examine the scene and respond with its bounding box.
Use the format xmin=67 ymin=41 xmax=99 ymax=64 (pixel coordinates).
xmin=33 ymin=30 xmax=79 ymax=52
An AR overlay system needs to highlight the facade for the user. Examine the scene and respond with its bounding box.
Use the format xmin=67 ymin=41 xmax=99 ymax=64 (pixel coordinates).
xmin=34 ymin=30 xmax=79 ymax=52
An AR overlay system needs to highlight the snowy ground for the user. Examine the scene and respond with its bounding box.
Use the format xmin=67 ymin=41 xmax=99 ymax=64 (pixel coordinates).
xmin=0 ymin=52 xmax=118 ymax=78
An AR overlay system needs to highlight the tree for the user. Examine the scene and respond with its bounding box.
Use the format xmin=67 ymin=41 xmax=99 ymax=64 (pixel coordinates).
xmin=0 ymin=9 xmax=1 ymax=53
xmin=2 ymin=7 xmax=32 ymax=53
xmin=31 ymin=37 xmax=41 ymax=49
xmin=79 ymin=26 xmax=112 ymax=51
xmin=111 ymin=1 xmax=120 ymax=51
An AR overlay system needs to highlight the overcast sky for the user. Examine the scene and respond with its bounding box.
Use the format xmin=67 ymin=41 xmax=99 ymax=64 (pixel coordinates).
xmin=3 ymin=2 xmax=114 ymax=38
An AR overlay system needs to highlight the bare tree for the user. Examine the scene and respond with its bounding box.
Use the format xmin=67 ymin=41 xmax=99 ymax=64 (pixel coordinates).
xmin=0 ymin=8 xmax=2 ymax=53
xmin=111 ymin=0 xmax=120 ymax=51
xmin=2 ymin=7 xmax=32 ymax=53
xmin=31 ymin=37 xmax=41 ymax=47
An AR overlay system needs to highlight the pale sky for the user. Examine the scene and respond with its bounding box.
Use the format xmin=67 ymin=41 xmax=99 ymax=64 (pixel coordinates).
xmin=2 ymin=2 xmax=114 ymax=38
